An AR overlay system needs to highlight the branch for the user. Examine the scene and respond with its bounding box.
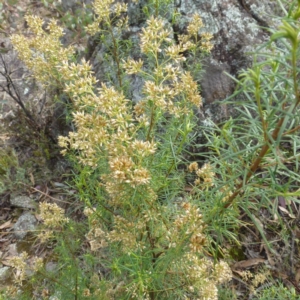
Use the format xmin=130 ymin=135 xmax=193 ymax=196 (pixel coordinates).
xmin=0 ymin=54 xmax=40 ymax=129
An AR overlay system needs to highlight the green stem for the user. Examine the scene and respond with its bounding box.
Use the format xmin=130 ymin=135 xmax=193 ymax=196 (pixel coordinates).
xmin=215 ymin=38 xmax=300 ymax=213
xmin=255 ymin=70 xmax=268 ymax=142
xmin=145 ymin=222 xmax=157 ymax=300
xmin=108 ymin=25 xmax=123 ymax=89
xmin=221 ymin=115 xmax=285 ymax=210
xmin=156 ymin=117 xmax=191 ymax=193
xmin=146 ymin=106 xmax=156 ymax=141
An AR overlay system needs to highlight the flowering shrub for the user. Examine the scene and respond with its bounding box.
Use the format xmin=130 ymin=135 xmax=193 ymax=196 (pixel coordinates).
xmin=6 ymin=0 xmax=300 ymax=299
xmin=8 ymin=1 xmax=233 ymax=299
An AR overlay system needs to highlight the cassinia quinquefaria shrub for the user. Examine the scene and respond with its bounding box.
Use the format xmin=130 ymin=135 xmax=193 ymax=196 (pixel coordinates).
xmin=10 ymin=1 xmax=232 ymax=298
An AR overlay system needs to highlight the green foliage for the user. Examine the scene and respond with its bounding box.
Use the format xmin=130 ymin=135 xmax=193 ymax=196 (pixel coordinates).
xmin=218 ymin=281 xmax=299 ymax=300
xmin=142 ymin=0 xmax=176 ymax=18
xmin=6 ymin=0 xmax=300 ymax=299
xmin=0 ymin=147 xmax=27 ymax=194
xmin=217 ymin=285 xmax=238 ymax=300
xmin=41 ymin=0 xmax=94 ymax=37
xmin=254 ymin=281 xmax=299 ymax=300
xmin=0 ymin=109 xmax=58 ymax=194
xmin=196 ymin=0 xmax=300 ymax=254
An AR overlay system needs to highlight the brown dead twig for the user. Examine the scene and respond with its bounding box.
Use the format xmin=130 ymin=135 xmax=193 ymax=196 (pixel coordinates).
xmin=0 ymin=53 xmax=41 ymax=129
xmin=0 ymin=53 xmax=58 ymax=144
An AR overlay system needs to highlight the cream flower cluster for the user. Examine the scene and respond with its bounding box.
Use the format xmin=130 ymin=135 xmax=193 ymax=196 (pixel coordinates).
xmin=165 ymin=202 xmax=207 ymax=253
xmin=7 ymin=252 xmax=44 ymax=286
xmin=11 ymin=15 xmax=74 ymax=85
xmin=55 ymin=11 xmax=212 ymax=204
xmin=169 ymin=253 xmax=232 ymax=299
xmin=122 ymin=14 xmax=212 ymax=120
xmin=86 ymin=0 xmax=128 ymax=35
xmin=57 ymin=58 xmax=156 ymax=204
xmin=188 ymin=162 xmax=215 ymax=189
xmin=37 ymin=202 xmax=69 ymax=242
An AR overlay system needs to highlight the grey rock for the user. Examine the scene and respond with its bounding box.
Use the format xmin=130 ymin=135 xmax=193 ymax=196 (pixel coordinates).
xmin=201 ymin=59 xmax=233 ymax=104
xmin=45 ymin=262 xmax=58 ymax=273
xmin=13 ymin=213 xmax=37 ymax=240
xmin=10 ymin=195 xmax=36 ymax=209
xmin=6 ymin=243 xmax=18 ymax=257
xmin=177 ymin=0 xmax=271 ymax=108
xmin=0 ymin=266 xmax=11 ymax=281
